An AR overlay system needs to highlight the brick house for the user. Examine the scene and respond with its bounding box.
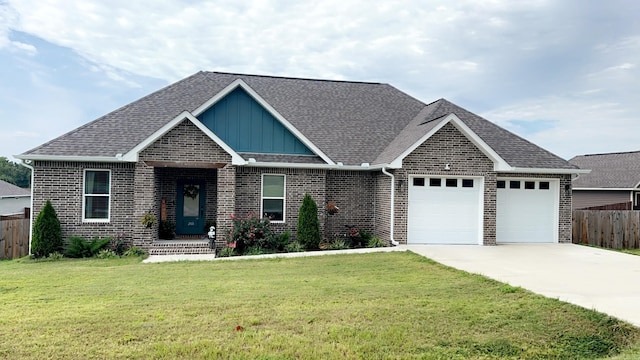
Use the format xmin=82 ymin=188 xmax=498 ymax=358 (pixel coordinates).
xmin=17 ymin=72 xmax=585 ymax=254
xmin=570 ymin=151 xmax=640 ymax=210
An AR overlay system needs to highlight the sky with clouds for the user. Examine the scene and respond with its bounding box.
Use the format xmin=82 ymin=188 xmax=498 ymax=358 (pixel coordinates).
xmin=0 ymin=0 xmax=638 ymax=162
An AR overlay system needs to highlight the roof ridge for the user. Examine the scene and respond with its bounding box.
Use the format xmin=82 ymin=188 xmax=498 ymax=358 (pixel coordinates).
xmin=579 ymin=150 xmax=640 ymax=157
xmin=208 ymin=71 xmax=385 ymax=86
xmin=419 ymin=99 xmax=448 ymax=125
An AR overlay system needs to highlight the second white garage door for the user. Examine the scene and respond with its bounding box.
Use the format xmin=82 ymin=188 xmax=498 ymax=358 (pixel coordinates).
xmin=496 ymin=178 xmax=559 ymax=243
xmin=408 ymin=176 xmax=483 ymax=244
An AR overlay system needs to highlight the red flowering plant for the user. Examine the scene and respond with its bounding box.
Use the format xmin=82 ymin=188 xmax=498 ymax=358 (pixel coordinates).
xmin=227 ymin=213 xmax=274 ymax=254
xmin=343 ymin=225 xmax=372 ymax=248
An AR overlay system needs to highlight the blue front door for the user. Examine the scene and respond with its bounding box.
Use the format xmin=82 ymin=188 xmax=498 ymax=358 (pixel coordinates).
xmin=176 ymin=180 xmax=206 ymax=235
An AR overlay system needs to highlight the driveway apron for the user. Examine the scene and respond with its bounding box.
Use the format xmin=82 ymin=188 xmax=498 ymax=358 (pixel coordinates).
xmin=404 ymin=244 xmax=640 ymax=327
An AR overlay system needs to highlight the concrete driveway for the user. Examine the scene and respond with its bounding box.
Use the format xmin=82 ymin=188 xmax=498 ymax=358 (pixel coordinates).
xmin=405 ymin=244 xmax=640 ymax=327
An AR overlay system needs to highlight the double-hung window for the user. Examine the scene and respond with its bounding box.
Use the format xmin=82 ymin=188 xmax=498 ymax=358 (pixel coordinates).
xmin=261 ymin=174 xmax=285 ymax=222
xmin=83 ymin=170 xmax=110 ymax=222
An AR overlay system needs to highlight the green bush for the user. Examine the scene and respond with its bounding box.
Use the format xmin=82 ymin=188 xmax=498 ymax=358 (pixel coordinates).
xmin=64 ymin=236 xmax=111 ymax=258
xmin=367 ymin=236 xmax=387 ymax=248
xmin=273 ymin=230 xmax=292 ymax=252
xmin=244 ymin=246 xmax=275 ymax=256
xmin=284 ymin=241 xmax=304 ymax=253
xmin=297 ymin=193 xmax=320 ymax=250
xmin=328 ymin=238 xmax=350 ymax=250
xmin=47 ymin=252 xmax=64 ymax=261
xmin=110 ymin=233 xmax=128 ymax=255
xmin=228 ymin=213 xmax=274 ymax=254
xmin=31 ymin=200 xmax=63 ymax=258
xmin=96 ymin=249 xmax=119 ymax=259
xmin=159 ymin=220 xmax=175 ymax=240
xmin=344 ymin=226 xmax=372 ymax=248
xmin=122 ymin=246 xmax=147 ymax=257
xmin=217 ymin=246 xmax=235 ymax=257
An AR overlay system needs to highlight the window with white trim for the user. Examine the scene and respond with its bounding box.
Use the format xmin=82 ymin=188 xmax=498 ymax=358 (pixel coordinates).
xmin=83 ymin=170 xmax=110 ymax=222
xmin=262 ymin=174 xmax=285 ymax=222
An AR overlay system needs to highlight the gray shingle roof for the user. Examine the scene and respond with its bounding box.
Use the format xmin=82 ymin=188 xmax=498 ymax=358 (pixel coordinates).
xmin=0 ymin=180 xmax=30 ymax=197
xmin=569 ymin=151 xmax=640 ymax=188
xmin=21 ymin=71 xmax=576 ymax=170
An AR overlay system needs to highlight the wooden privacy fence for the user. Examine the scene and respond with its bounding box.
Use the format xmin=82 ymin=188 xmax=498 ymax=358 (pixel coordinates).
xmin=572 ymin=210 xmax=640 ymax=249
xmin=0 ymin=218 xmax=30 ymax=259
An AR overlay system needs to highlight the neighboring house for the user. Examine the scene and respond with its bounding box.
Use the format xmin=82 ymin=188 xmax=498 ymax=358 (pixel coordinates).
xmin=0 ymin=179 xmax=30 ymax=218
xmin=16 ymin=71 xmax=584 ymax=254
xmin=569 ymin=151 xmax=640 ymax=210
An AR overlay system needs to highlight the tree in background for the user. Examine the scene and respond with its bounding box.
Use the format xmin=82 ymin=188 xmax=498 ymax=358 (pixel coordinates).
xmin=32 ymin=200 xmax=63 ymax=257
xmin=0 ymin=157 xmax=31 ymax=188
xmin=297 ymin=193 xmax=321 ymax=250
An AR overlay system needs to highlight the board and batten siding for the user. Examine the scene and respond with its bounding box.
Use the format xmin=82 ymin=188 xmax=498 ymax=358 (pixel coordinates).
xmin=572 ymin=190 xmax=630 ymax=210
xmin=197 ymin=87 xmax=314 ymax=155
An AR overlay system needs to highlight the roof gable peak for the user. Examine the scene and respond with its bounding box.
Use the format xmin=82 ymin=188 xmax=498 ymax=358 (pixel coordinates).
xmin=192 ymin=78 xmax=334 ymax=165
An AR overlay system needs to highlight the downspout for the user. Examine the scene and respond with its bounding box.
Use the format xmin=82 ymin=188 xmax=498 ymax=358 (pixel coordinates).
xmin=381 ymin=167 xmax=400 ymax=246
xmin=19 ymin=159 xmax=35 ymax=256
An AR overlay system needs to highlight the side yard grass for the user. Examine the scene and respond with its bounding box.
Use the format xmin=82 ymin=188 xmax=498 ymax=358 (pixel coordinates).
xmin=1 ymin=251 xmax=639 ymax=359
xmin=622 ymin=248 xmax=640 ymax=256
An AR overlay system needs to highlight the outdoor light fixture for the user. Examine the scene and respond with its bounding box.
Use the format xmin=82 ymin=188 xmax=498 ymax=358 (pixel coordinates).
xmin=444 ymin=163 xmax=451 ymax=170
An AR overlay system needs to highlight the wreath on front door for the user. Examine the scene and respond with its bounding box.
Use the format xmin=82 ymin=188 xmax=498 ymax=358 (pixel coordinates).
xmin=183 ymin=184 xmax=199 ymax=199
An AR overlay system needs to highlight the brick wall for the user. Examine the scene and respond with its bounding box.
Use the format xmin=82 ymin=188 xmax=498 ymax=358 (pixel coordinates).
xmin=397 ymin=122 xmax=495 ymax=244
xmin=325 ymin=170 xmax=375 ymax=239
xmin=138 ymin=119 xmax=234 ymax=247
xmin=235 ymin=167 xmax=326 ymax=241
xmin=32 ymin=161 xmax=135 ymax=244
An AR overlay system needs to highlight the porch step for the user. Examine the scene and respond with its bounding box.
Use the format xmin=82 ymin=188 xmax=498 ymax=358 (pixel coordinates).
xmin=149 ymin=240 xmax=216 ymax=255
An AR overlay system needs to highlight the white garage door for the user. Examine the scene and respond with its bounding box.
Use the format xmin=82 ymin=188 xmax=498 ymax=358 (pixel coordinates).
xmin=496 ymin=178 xmax=559 ymax=243
xmin=408 ymin=176 xmax=483 ymax=244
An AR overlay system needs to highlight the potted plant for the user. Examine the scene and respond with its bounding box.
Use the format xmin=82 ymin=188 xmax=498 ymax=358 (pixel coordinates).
xmin=140 ymin=212 xmax=157 ymax=228
xmin=325 ymin=201 xmax=340 ymax=215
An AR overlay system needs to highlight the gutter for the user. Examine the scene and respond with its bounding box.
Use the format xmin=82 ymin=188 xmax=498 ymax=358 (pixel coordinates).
xmin=243 ymin=160 xmax=397 ymax=171
xmin=381 ymin=167 xmax=399 ymax=246
xmin=18 ymin=159 xmax=35 ymax=256
xmin=15 ymin=154 xmax=127 ymax=163
xmin=504 ymin=167 xmax=591 ymax=175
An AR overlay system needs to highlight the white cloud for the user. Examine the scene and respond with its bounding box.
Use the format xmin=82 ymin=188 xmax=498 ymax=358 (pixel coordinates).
xmin=0 ymin=0 xmax=639 ymax=161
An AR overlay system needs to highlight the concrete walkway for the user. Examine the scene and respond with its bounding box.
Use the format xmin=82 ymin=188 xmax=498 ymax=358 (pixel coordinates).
xmin=142 ymin=246 xmax=405 ymax=263
xmin=406 ymin=243 xmax=640 ymax=327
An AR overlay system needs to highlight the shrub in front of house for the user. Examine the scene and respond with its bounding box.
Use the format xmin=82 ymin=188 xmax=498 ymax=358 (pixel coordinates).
xmin=122 ymin=246 xmax=147 ymax=257
xmin=64 ymin=236 xmax=111 ymax=258
xmin=367 ymin=236 xmax=387 ymax=248
xmin=297 ymin=193 xmax=321 ymax=250
xmin=31 ymin=200 xmax=63 ymax=258
xmin=227 ymin=213 xmax=275 ymax=254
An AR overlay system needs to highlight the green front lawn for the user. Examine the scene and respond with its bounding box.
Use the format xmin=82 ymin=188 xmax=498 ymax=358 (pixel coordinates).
xmin=1 ymin=252 xmax=638 ymax=359
xmin=622 ymin=249 xmax=640 ymax=256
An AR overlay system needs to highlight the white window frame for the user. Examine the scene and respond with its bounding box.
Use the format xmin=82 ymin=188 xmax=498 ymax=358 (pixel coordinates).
xmin=82 ymin=169 xmax=111 ymax=223
xmin=261 ymin=174 xmax=286 ymax=223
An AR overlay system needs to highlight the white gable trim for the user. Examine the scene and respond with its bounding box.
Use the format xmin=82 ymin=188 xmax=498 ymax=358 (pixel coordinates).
xmin=121 ymin=111 xmax=246 ymax=165
xmin=388 ymin=114 xmax=511 ymax=171
xmin=191 ymin=78 xmax=335 ymax=165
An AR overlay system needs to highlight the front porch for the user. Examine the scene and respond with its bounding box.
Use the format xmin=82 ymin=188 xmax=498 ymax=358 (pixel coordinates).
xmin=132 ymin=160 xmax=236 ymax=254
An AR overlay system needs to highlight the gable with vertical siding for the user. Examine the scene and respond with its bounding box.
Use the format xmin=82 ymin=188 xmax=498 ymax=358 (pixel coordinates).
xmin=197 ymin=87 xmax=314 ymax=155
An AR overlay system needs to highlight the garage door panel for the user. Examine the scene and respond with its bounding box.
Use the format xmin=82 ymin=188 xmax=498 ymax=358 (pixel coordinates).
xmin=408 ymin=177 xmax=482 ymax=245
xmin=496 ymin=179 xmax=558 ymax=243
